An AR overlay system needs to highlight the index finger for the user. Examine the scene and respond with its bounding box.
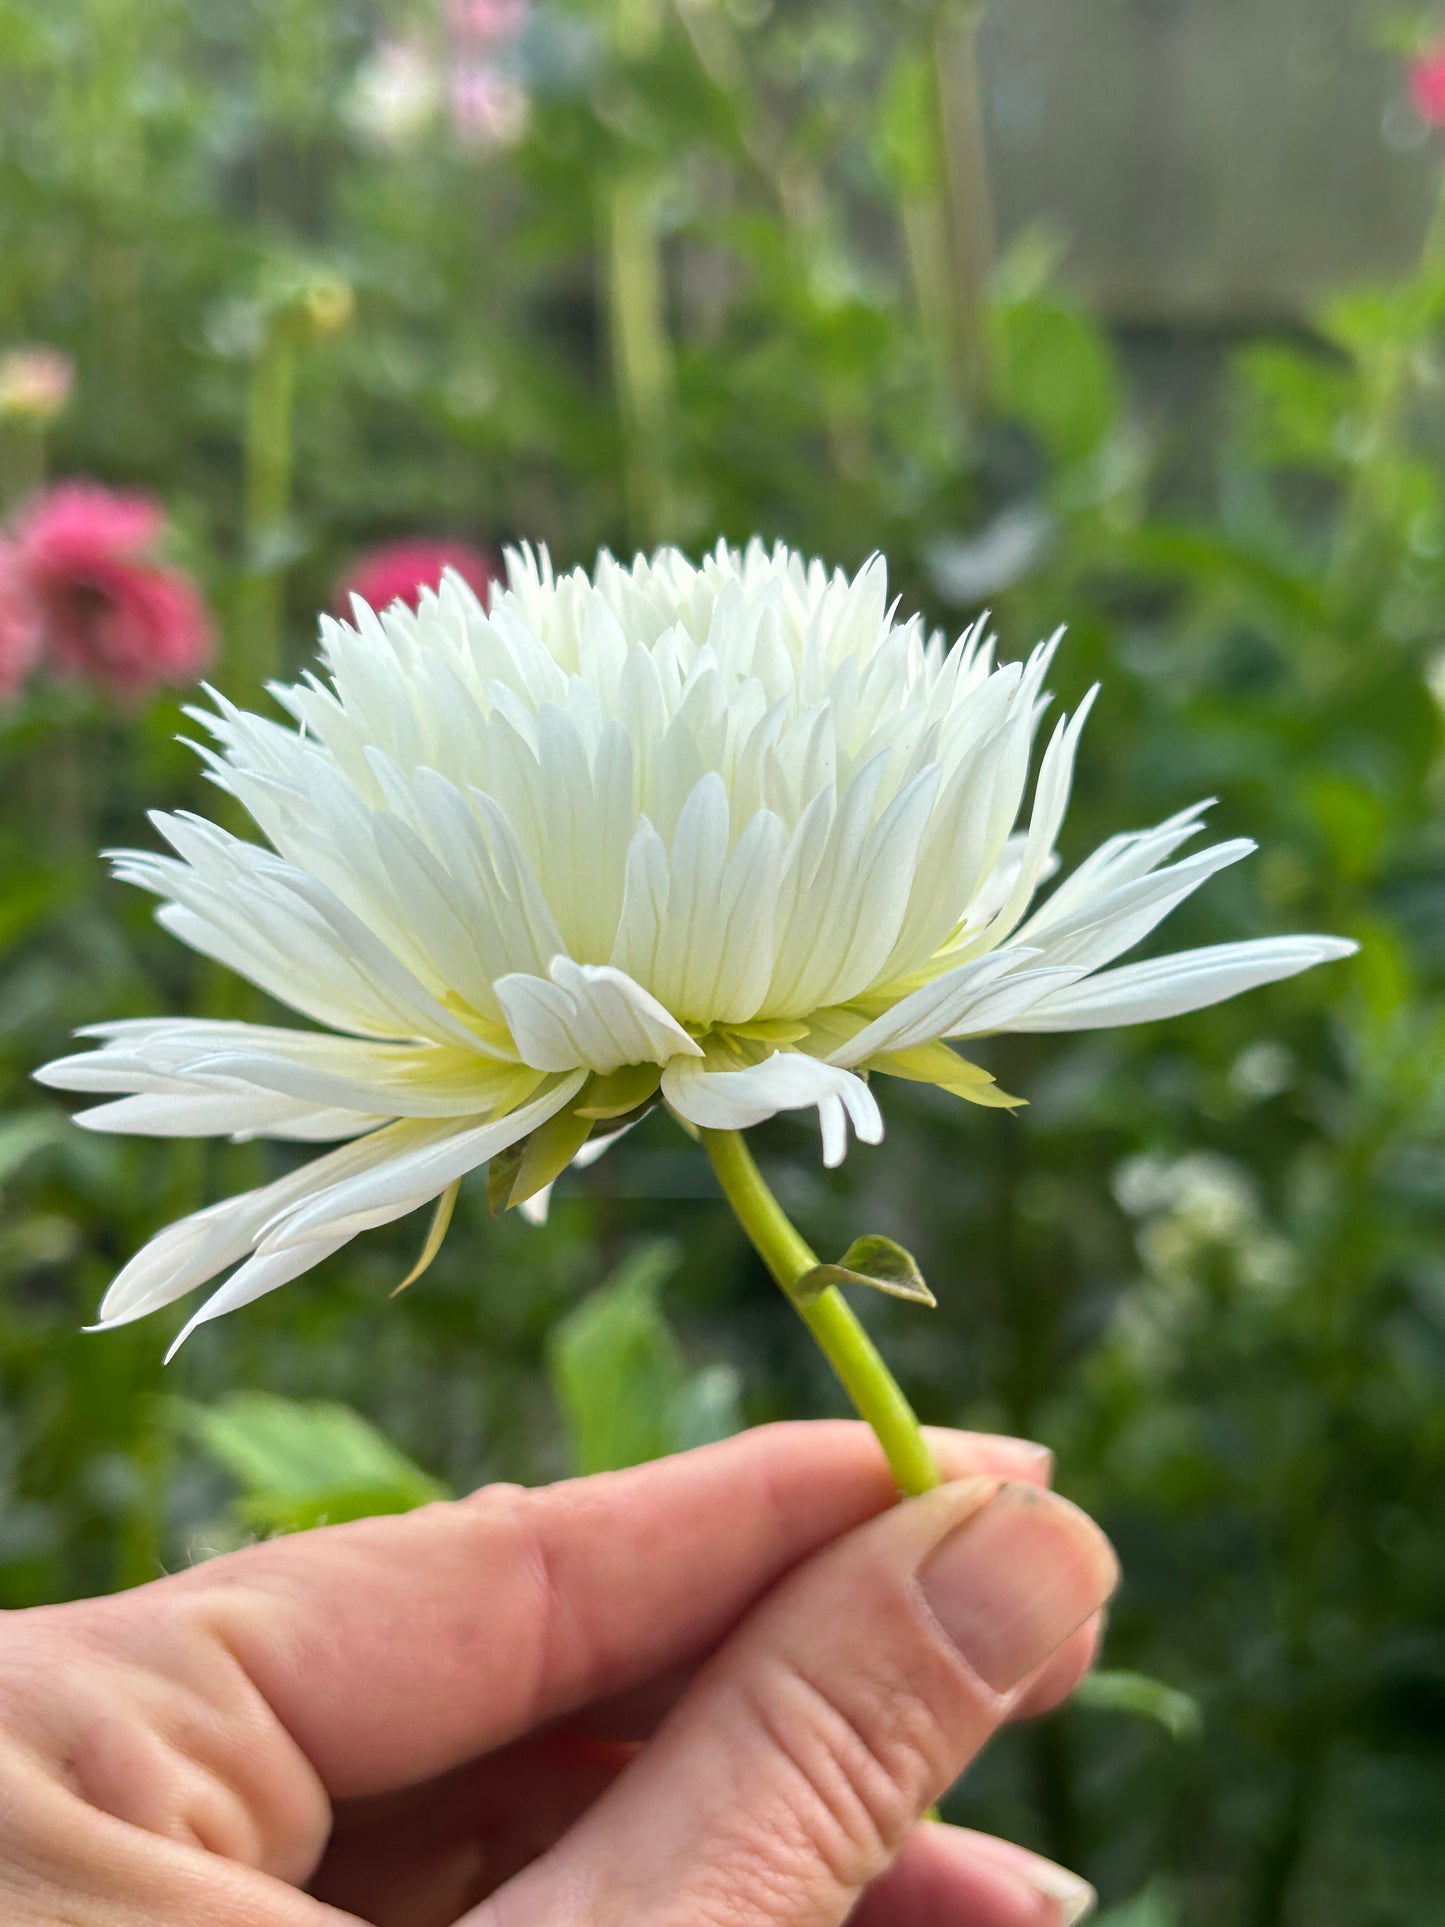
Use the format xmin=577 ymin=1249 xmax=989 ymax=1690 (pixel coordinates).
xmin=155 ymin=1420 xmax=1051 ymax=1800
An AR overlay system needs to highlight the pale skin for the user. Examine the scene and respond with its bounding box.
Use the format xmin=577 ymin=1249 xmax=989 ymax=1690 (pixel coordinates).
xmin=0 ymin=1422 xmax=1118 ymax=1927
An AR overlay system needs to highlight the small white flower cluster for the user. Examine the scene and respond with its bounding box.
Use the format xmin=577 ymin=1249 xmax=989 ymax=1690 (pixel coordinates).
xmin=38 ymin=541 xmax=1353 ymax=1349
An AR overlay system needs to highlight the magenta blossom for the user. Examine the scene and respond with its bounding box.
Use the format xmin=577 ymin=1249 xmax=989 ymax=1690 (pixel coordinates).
xmin=1411 ymin=41 xmax=1445 ymax=125
xmin=14 ymin=483 xmax=213 ymax=703
xmin=336 ymin=538 xmax=498 ymax=615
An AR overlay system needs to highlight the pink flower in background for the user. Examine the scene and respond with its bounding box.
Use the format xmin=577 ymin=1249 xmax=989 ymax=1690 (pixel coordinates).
xmin=449 ymin=0 xmax=527 ymax=39
xmin=446 ymin=0 xmax=530 ymax=149
xmin=13 ymin=483 xmax=213 ymax=702
xmin=449 ymin=65 xmax=530 ymax=148
xmin=336 ymin=537 xmax=498 ymax=614
xmin=0 ymin=542 xmax=40 ymax=699
xmin=1410 ymin=41 xmax=1445 ymax=125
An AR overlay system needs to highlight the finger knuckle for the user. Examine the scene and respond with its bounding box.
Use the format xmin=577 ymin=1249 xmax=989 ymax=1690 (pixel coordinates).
xmin=736 ymin=1637 xmax=955 ymax=1893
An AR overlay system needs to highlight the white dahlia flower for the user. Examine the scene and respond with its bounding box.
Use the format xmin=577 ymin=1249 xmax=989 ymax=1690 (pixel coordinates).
xmin=38 ymin=541 xmax=1353 ymax=1353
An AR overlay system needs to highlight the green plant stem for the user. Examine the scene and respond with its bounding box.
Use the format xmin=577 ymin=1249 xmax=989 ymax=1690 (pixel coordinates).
xmin=1327 ymin=171 xmax=1445 ymax=608
xmin=604 ymin=171 xmax=676 ymax=548
xmin=236 ymin=322 xmax=298 ymax=700
xmin=934 ymin=3 xmax=994 ymax=412
xmin=701 ymin=1128 xmax=941 ymax=1497
xmin=896 ymin=2 xmax=993 ymax=424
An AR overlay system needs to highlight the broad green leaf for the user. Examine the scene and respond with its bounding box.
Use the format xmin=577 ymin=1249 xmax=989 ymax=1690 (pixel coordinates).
xmin=803 ymin=1233 xmax=935 ymax=1308
xmin=174 ymin=1393 xmax=447 ymax=1536
xmin=1074 ymin=1669 xmax=1202 ymax=1743
xmin=1236 ymin=341 xmax=1355 ymax=471
xmin=549 ymin=1242 xmax=688 ymax=1473
xmin=1115 ymin=523 xmax=1330 ymax=630
xmin=673 ymin=1362 xmax=743 ymax=1451
xmin=1095 ymin=1881 xmax=1181 ymax=1927
xmin=989 ymin=289 xmax=1122 ymax=465
xmin=0 ymin=1111 xmax=67 ymax=1187
xmin=871 ymin=51 xmax=942 ymax=197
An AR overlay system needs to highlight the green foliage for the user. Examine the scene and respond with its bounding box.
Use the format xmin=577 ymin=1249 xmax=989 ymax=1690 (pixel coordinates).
xmin=1073 ymin=1669 xmax=1203 ymax=1745
xmin=803 ymin=1232 xmax=935 ymax=1306
xmin=175 ymin=1391 xmax=448 ymax=1535
xmin=990 ymin=280 xmax=1123 ymax=469
xmin=548 ymin=1242 xmax=742 ymax=1474
xmin=1096 ymin=1884 xmax=1180 ymax=1927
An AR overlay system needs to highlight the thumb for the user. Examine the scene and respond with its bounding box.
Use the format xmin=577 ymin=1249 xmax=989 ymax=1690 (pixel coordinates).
xmin=472 ymin=1477 xmax=1118 ymax=1927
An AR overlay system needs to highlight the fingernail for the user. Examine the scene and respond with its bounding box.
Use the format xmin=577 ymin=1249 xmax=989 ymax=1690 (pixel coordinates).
xmin=1019 ymin=1439 xmax=1055 ymax=1482
xmin=918 ymin=1483 xmax=1118 ymax=1693
xmin=963 ymin=1836 xmax=1098 ymax=1926
xmin=1021 ymin=1855 xmax=1096 ymax=1924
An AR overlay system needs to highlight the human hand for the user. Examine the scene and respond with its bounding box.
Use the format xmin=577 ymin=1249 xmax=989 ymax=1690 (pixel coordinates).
xmin=0 ymin=1421 xmax=1116 ymax=1926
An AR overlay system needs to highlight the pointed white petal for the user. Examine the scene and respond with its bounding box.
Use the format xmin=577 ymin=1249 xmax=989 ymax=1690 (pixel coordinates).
xmin=828 ymin=950 xmax=1062 ymax=1067
xmin=72 ymin=1091 xmax=380 ymax=1139
xmin=1007 ymin=936 xmax=1357 ymax=1032
xmin=40 ymin=1020 xmax=522 ymax=1134
xmin=1019 ymin=800 xmax=1215 ymax=937
xmin=93 ymin=1124 xmax=435 ymax=1326
xmin=496 ymin=960 xmax=701 ymax=1074
xmin=164 ymin=1235 xmax=351 ymax=1361
xmin=969 ymin=687 xmax=1097 ymax=944
xmin=1016 ymin=838 xmax=1256 ymax=973
xmin=661 ymin=1052 xmax=882 ymax=1167
xmin=259 ymin=1072 xmax=587 ymax=1249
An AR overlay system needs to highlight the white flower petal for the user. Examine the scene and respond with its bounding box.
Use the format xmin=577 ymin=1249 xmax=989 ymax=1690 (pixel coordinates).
xmin=258 ymin=1072 xmax=587 ymax=1249
xmin=827 ymin=949 xmax=1055 ymax=1067
xmin=647 ymin=772 xmax=732 ymax=1018
xmin=93 ymin=1123 xmax=443 ymax=1327
xmin=72 ymin=1091 xmax=381 ymax=1139
xmin=163 ymin=1235 xmax=352 ymax=1362
xmin=496 ymin=959 xmax=701 ymax=1074
xmin=41 ymin=1020 xmax=522 ymax=1132
xmin=1018 ymin=799 xmax=1215 ymax=938
xmin=1015 ymin=838 xmax=1256 ymax=973
xmin=969 ymin=687 xmax=1097 ymax=944
xmin=943 ymin=962 xmax=1096 ymax=1038
xmin=661 ymin=1051 xmax=882 ymax=1167
xmin=1007 ymin=937 xmax=1357 ymax=1032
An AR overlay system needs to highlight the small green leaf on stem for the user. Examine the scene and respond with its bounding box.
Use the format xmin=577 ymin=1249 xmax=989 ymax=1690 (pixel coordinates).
xmin=802 ymin=1233 xmax=936 ymax=1307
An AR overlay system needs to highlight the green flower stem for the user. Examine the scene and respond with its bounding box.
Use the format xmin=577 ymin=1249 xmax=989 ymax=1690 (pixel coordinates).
xmin=701 ymin=1128 xmax=942 ymax=1498
xmin=603 ymin=171 xmax=676 ymax=549
xmin=933 ymin=2 xmax=994 ymax=414
xmin=603 ymin=0 xmax=676 ymax=549
xmin=236 ymin=319 xmax=298 ymax=702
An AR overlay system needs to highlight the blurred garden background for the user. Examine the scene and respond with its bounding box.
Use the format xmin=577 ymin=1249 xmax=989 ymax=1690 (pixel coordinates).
xmin=0 ymin=1 xmax=1442 ymax=1921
